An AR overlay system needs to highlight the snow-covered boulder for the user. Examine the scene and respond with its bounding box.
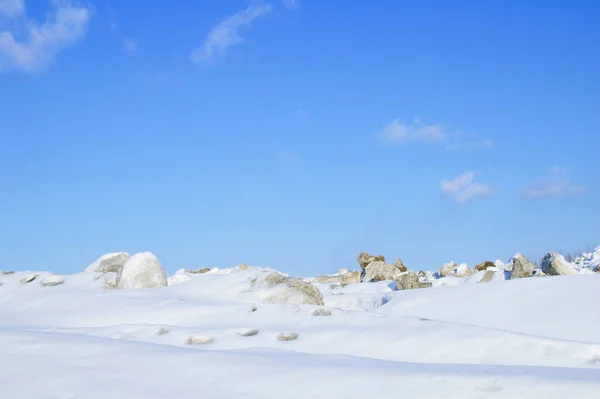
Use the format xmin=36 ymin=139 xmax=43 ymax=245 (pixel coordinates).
xmin=117 ymin=252 xmax=168 ymax=289
xmin=258 ymin=273 xmax=324 ymax=306
xmin=185 ymin=268 xmax=211 ymax=275
xmin=396 ymin=271 xmax=430 ymax=290
xmin=438 ymin=262 xmax=473 ymax=278
xmin=357 ymin=252 xmax=385 ymax=270
xmin=85 ymin=252 xmax=130 ymax=274
xmin=20 ymin=274 xmax=38 ymax=284
xmin=573 ymin=246 xmax=600 ymax=272
xmin=541 ymin=252 xmax=577 ymax=276
xmin=40 ymin=275 xmax=65 ymax=287
xmin=102 ymin=273 xmax=118 ymax=289
xmin=363 ymin=261 xmax=402 ymax=282
xmin=478 ymin=268 xmax=508 ymax=283
xmin=509 ymin=253 xmax=535 ymax=279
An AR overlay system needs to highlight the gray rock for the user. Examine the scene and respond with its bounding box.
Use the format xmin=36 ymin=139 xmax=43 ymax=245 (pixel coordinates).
xmin=541 ymin=252 xmax=577 ymax=276
xmin=364 ymin=261 xmax=402 ymax=282
xmin=509 ymin=254 xmax=535 ymax=279
xmin=396 ymin=271 xmax=431 ymax=290
xmin=313 ymin=271 xmax=361 ymax=285
xmin=357 ymin=252 xmax=386 ymax=270
xmin=157 ymin=328 xmax=170 ymax=335
xmin=102 ymin=273 xmax=119 ymax=289
xmin=312 ymin=307 xmax=332 ymax=316
xmin=85 ymin=252 xmax=130 ymax=274
xmin=1 ymin=271 xmax=14 ymax=275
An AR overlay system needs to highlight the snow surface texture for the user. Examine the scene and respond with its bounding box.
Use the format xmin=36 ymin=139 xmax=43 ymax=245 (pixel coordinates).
xmin=1 ymin=260 xmax=600 ymax=397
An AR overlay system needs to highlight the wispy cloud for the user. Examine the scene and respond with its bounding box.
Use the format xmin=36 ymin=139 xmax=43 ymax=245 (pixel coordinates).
xmin=381 ymin=118 xmax=446 ymax=144
xmin=521 ymin=167 xmax=586 ymax=199
xmin=0 ymin=0 xmax=24 ymax=17
xmin=379 ymin=118 xmax=492 ymax=149
xmin=0 ymin=0 xmax=92 ymax=73
xmin=441 ymin=172 xmax=494 ymax=204
xmin=190 ymin=4 xmax=272 ymax=64
xmin=122 ymin=38 xmax=137 ymax=53
xmin=282 ymin=0 xmax=300 ymax=10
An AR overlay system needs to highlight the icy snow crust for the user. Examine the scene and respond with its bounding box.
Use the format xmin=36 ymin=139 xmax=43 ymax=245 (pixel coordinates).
xmin=1 ymin=266 xmax=600 ymax=398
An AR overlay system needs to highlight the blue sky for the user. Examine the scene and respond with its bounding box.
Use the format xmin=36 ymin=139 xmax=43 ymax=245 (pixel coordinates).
xmin=1 ymin=0 xmax=599 ymax=276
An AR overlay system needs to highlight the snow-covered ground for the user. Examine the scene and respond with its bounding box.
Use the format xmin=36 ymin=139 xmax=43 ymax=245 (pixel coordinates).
xmin=1 ymin=265 xmax=599 ymax=398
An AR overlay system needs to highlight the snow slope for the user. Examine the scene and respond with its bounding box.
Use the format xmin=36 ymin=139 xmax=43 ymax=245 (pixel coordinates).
xmin=1 ymin=268 xmax=599 ymax=398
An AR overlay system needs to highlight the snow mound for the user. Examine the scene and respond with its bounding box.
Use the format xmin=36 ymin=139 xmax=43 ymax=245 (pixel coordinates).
xmin=117 ymin=252 xmax=167 ymax=289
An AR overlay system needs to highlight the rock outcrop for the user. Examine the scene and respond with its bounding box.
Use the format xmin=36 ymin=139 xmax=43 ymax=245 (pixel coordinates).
xmin=261 ymin=273 xmax=324 ymax=306
xmin=509 ymin=254 xmax=536 ymax=279
xmin=396 ymin=271 xmax=430 ymax=290
xmin=541 ymin=252 xmax=577 ymax=276
xmin=313 ymin=270 xmax=361 ymax=285
xmin=186 ymin=268 xmax=211 ymax=274
xmin=117 ymin=252 xmax=168 ymax=289
xmin=363 ymin=261 xmax=402 ymax=282
xmin=476 ymin=261 xmax=495 ymax=271
xmin=394 ymin=258 xmax=408 ymax=272
xmin=357 ymin=252 xmax=386 ymax=270
xmin=20 ymin=274 xmax=37 ymax=284
xmin=85 ymin=252 xmax=130 ymax=274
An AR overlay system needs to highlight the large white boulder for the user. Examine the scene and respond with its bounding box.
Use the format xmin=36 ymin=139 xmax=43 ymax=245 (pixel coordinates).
xmin=85 ymin=252 xmax=130 ymax=274
xmin=117 ymin=252 xmax=167 ymax=289
xmin=255 ymin=273 xmax=324 ymax=306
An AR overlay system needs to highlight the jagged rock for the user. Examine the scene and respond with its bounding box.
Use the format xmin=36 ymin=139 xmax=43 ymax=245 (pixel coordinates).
xmin=479 ymin=270 xmax=497 ymax=283
xmin=312 ymin=307 xmax=332 ymax=316
xmin=509 ymin=254 xmax=535 ymax=279
xmin=117 ymin=252 xmax=168 ymax=289
xmin=85 ymin=252 xmax=130 ymax=274
xmin=438 ymin=262 xmax=457 ymax=277
xmin=262 ymin=273 xmax=324 ymax=306
xmin=394 ymin=258 xmax=408 ymax=272
xmin=541 ymin=252 xmax=577 ymax=276
xmin=417 ymin=270 xmax=426 ymax=278
xmin=40 ymin=275 xmax=65 ymax=287
xmin=357 ymin=252 xmax=386 ymax=270
xmin=237 ymin=264 xmax=250 ymax=271
xmin=476 ymin=261 xmax=495 ymax=271
xmin=313 ymin=275 xmax=343 ymax=284
xmin=187 ymin=335 xmax=214 ymax=345
xmin=363 ymin=261 xmax=402 ymax=282
xmin=341 ymin=271 xmax=361 ymax=284
xmin=277 ymin=332 xmax=299 ymax=341
xmin=186 ymin=268 xmax=211 ymax=274
xmin=20 ymin=274 xmax=38 ymax=284
xmin=396 ymin=271 xmax=431 ymax=290
xmin=438 ymin=262 xmax=473 ymax=277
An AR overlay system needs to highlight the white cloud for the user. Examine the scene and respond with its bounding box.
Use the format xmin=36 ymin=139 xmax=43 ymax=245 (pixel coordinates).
xmin=381 ymin=119 xmax=446 ymax=144
xmin=122 ymin=38 xmax=137 ymax=53
xmin=521 ymin=167 xmax=586 ymax=199
xmin=441 ymin=172 xmax=494 ymax=204
xmin=190 ymin=4 xmax=272 ymax=64
xmin=380 ymin=118 xmax=493 ymax=149
xmin=0 ymin=0 xmax=91 ymax=73
xmin=282 ymin=0 xmax=300 ymax=10
xmin=0 ymin=0 xmax=24 ymax=17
